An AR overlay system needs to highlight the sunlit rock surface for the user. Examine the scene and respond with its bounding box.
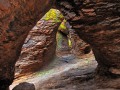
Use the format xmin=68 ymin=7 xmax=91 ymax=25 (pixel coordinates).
xmin=15 ymin=20 xmax=61 ymax=76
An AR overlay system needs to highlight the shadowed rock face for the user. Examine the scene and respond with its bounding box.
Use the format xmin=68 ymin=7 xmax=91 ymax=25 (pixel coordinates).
xmin=0 ymin=0 xmax=120 ymax=89
xmin=0 ymin=0 xmax=54 ymax=89
xmin=13 ymin=82 xmax=35 ymax=90
xmin=56 ymin=0 xmax=120 ymax=88
xmin=68 ymin=29 xmax=91 ymax=56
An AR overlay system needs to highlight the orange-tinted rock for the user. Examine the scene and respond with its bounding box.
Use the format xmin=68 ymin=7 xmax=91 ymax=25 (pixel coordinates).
xmin=0 ymin=0 xmax=54 ymax=89
xmin=69 ymin=29 xmax=91 ymax=56
xmin=15 ymin=20 xmax=61 ymax=76
xmin=56 ymin=0 xmax=120 ymax=88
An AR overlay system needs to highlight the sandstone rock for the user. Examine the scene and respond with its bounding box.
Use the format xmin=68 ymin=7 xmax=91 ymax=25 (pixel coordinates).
xmin=0 ymin=0 xmax=120 ymax=89
xmin=15 ymin=20 xmax=61 ymax=77
xmin=13 ymin=82 xmax=35 ymax=90
xmin=69 ymin=29 xmax=91 ymax=56
xmin=0 ymin=0 xmax=54 ymax=89
xmin=56 ymin=0 xmax=120 ymax=88
xmin=56 ymin=31 xmax=70 ymax=51
xmin=58 ymin=21 xmax=69 ymax=35
xmin=57 ymin=21 xmax=91 ymax=56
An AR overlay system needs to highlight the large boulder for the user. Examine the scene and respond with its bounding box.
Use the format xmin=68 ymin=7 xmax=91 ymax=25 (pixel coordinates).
xmin=0 ymin=0 xmax=54 ymax=90
xmin=15 ymin=20 xmax=61 ymax=77
xmin=56 ymin=0 xmax=120 ymax=88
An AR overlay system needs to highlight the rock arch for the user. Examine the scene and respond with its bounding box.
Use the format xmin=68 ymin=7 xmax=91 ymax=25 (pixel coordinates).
xmin=0 ymin=0 xmax=120 ymax=89
xmin=56 ymin=0 xmax=120 ymax=88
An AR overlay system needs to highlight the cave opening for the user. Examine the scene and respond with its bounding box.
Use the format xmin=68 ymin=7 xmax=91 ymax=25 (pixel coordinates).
xmin=0 ymin=0 xmax=120 ymax=90
xmin=9 ymin=9 xmax=96 ymax=90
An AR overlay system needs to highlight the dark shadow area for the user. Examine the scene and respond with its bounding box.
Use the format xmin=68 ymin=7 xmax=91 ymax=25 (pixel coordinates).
xmin=12 ymin=82 xmax=35 ymax=90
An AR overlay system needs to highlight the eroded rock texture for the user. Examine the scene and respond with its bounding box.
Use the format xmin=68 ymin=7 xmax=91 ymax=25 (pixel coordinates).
xmin=15 ymin=20 xmax=61 ymax=77
xmin=0 ymin=0 xmax=54 ymax=89
xmin=69 ymin=29 xmax=91 ymax=56
xmin=56 ymin=31 xmax=70 ymax=51
xmin=56 ymin=0 xmax=120 ymax=88
xmin=57 ymin=21 xmax=91 ymax=56
xmin=66 ymin=21 xmax=91 ymax=56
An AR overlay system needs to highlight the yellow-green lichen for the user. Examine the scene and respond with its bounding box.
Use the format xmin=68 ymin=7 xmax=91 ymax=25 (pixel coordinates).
xmin=43 ymin=9 xmax=64 ymax=22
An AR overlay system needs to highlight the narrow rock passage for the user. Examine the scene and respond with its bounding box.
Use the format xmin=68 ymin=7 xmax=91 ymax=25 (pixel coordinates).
xmin=10 ymin=52 xmax=97 ymax=90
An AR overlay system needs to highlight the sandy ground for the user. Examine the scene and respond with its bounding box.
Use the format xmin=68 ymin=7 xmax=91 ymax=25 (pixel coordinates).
xmin=10 ymin=52 xmax=99 ymax=90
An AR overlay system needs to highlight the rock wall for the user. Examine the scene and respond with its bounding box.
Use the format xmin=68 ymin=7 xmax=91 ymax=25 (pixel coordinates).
xmin=56 ymin=31 xmax=70 ymax=51
xmin=15 ymin=20 xmax=61 ymax=77
xmin=0 ymin=0 xmax=54 ymax=90
xmin=0 ymin=0 xmax=120 ymax=89
xmin=69 ymin=29 xmax=91 ymax=56
xmin=56 ymin=0 xmax=120 ymax=88
xmin=57 ymin=21 xmax=91 ymax=56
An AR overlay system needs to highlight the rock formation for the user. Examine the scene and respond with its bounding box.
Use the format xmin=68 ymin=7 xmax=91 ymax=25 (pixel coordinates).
xmin=56 ymin=31 xmax=70 ymax=51
xmin=69 ymin=29 xmax=91 ymax=55
xmin=67 ymin=24 xmax=91 ymax=56
xmin=0 ymin=0 xmax=120 ymax=89
xmin=0 ymin=0 xmax=54 ymax=90
xmin=15 ymin=19 xmax=61 ymax=77
xmin=57 ymin=21 xmax=91 ymax=56
xmin=56 ymin=0 xmax=120 ymax=88
xmin=13 ymin=82 xmax=35 ymax=90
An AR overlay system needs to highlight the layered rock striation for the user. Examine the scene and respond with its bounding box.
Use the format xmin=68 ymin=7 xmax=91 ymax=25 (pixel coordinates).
xmin=0 ymin=0 xmax=54 ymax=89
xmin=56 ymin=0 xmax=120 ymax=88
xmin=16 ymin=20 xmax=61 ymax=76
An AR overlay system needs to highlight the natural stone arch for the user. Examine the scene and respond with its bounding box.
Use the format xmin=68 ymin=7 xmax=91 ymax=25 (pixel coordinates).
xmin=0 ymin=0 xmax=120 ymax=90
xmin=56 ymin=0 xmax=120 ymax=88
xmin=15 ymin=9 xmax=89 ymax=77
